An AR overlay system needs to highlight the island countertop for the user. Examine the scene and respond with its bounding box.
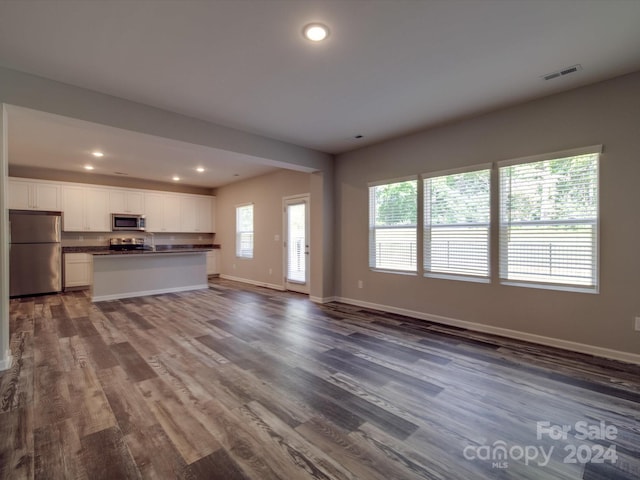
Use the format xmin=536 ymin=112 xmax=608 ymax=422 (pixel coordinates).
xmin=63 ymin=244 xmax=220 ymax=254
xmin=91 ymin=248 xmax=212 ymax=256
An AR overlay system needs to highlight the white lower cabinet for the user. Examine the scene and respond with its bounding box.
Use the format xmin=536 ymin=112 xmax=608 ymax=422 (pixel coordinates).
xmin=64 ymin=253 xmax=93 ymax=288
xmin=206 ymin=250 xmax=220 ymax=276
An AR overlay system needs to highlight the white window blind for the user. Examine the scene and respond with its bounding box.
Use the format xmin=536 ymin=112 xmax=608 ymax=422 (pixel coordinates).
xmin=499 ymin=151 xmax=599 ymax=291
xmin=369 ymin=179 xmax=417 ymax=272
xmin=424 ymin=168 xmax=490 ymax=279
xmin=236 ymin=204 xmax=254 ymax=258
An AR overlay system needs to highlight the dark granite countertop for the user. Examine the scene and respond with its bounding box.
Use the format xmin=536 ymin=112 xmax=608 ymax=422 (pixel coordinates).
xmin=92 ymin=248 xmax=212 ymax=256
xmin=63 ymin=244 xmax=220 ymax=254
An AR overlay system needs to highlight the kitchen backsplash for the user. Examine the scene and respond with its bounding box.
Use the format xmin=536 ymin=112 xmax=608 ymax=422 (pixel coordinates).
xmin=62 ymin=232 xmax=215 ymax=247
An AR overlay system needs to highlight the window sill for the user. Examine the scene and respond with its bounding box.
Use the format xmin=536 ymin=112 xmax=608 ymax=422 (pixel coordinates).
xmin=370 ymin=268 xmax=417 ymax=276
xmin=424 ymin=272 xmax=490 ymax=284
xmin=500 ymin=280 xmax=599 ymax=294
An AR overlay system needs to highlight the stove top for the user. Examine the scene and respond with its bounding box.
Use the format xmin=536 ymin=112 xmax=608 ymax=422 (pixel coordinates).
xmin=109 ymin=237 xmax=146 ymax=250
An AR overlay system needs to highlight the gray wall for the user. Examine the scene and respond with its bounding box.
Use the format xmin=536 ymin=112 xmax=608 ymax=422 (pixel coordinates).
xmin=0 ymin=66 xmax=331 ymax=172
xmin=335 ymin=71 xmax=640 ymax=355
xmin=216 ymin=169 xmax=312 ymax=288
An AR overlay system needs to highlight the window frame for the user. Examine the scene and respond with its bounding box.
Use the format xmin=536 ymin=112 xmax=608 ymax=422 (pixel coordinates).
xmin=235 ymin=203 xmax=254 ymax=259
xmin=422 ymin=164 xmax=492 ymax=283
xmin=368 ymin=176 xmax=418 ymax=274
xmin=497 ymin=145 xmax=601 ymax=293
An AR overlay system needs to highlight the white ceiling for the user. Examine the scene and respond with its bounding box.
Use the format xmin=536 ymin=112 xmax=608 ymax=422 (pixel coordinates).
xmin=1 ymin=0 xmax=640 ymax=185
xmin=6 ymin=105 xmax=283 ymax=189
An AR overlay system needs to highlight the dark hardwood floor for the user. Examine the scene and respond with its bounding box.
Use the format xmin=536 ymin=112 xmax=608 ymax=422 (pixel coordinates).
xmin=1 ymin=278 xmax=639 ymax=479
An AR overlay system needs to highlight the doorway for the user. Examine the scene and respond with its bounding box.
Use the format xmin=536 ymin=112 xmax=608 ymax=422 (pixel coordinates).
xmin=283 ymin=195 xmax=310 ymax=294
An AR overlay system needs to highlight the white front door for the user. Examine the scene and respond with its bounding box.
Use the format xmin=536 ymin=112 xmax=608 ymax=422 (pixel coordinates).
xmin=284 ymin=196 xmax=309 ymax=293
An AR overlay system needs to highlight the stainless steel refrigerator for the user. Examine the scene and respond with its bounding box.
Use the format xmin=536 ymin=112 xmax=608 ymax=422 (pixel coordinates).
xmin=9 ymin=210 xmax=62 ymax=297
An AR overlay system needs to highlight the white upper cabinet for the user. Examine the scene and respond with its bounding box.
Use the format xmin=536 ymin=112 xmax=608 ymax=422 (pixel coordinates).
xmin=109 ymin=190 xmax=145 ymax=214
xmin=180 ymin=195 xmax=212 ymax=233
xmin=9 ymin=177 xmax=214 ymax=235
xmin=144 ymin=192 xmax=181 ymax=232
xmin=9 ymin=179 xmax=61 ymax=211
xmin=62 ymin=185 xmax=110 ymax=232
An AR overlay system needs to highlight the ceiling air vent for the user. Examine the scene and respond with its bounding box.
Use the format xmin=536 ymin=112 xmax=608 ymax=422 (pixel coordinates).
xmin=542 ymin=64 xmax=582 ymax=81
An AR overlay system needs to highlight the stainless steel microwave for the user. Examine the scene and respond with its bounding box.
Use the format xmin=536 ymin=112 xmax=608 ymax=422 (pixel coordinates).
xmin=111 ymin=213 xmax=146 ymax=231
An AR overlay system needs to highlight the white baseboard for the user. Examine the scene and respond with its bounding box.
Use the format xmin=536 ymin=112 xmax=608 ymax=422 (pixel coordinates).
xmin=0 ymin=350 xmax=13 ymax=371
xmin=220 ymin=274 xmax=285 ymax=292
xmin=92 ymin=284 xmax=209 ymax=302
xmin=310 ymin=296 xmax=337 ymax=304
xmin=334 ymin=296 xmax=640 ymax=365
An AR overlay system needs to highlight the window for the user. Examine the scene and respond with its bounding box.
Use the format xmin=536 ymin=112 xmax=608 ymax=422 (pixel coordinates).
xmin=236 ymin=204 xmax=254 ymax=258
xmin=499 ymin=147 xmax=600 ymax=291
xmin=369 ymin=178 xmax=417 ymax=272
xmin=424 ymin=167 xmax=491 ymax=280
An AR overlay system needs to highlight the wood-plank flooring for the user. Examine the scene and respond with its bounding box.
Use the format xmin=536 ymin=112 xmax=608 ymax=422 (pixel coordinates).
xmin=1 ymin=278 xmax=639 ymax=479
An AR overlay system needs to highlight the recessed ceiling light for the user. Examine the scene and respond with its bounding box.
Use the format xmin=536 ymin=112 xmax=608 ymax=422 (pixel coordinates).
xmin=196 ymin=167 xmax=205 ymax=173
xmin=84 ymin=165 xmax=94 ymax=170
xmin=92 ymin=151 xmax=104 ymax=157
xmin=172 ymin=176 xmax=180 ymax=181
xmin=303 ymin=23 xmax=329 ymax=42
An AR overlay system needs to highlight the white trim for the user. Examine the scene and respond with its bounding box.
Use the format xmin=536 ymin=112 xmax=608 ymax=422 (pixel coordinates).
xmin=0 ymin=104 xmax=10 ymax=372
xmin=310 ymin=296 xmax=337 ymax=304
xmin=368 ymin=175 xmax=417 ymax=188
xmin=282 ymin=193 xmax=310 ymax=202
xmin=421 ymin=163 xmax=492 ymax=179
xmin=333 ymin=296 xmax=640 ymax=365
xmin=220 ymin=274 xmax=285 ymax=291
xmin=92 ymin=284 xmax=209 ymax=302
xmin=500 ymin=280 xmax=598 ymax=294
xmin=0 ymin=351 xmax=12 ymax=371
xmin=496 ymin=145 xmax=602 ymax=167
xmin=425 ymin=272 xmax=490 ymax=284
xmin=283 ymin=194 xmax=311 ymax=294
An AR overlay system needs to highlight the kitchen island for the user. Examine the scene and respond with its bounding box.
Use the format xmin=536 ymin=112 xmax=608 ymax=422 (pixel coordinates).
xmin=91 ymin=249 xmax=209 ymax=302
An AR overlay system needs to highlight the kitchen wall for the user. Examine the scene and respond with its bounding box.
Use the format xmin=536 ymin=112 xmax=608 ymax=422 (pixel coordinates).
xmin=335 ymin=71 xmax=640 ymax=357
xmin=215 ymin=169 xmax=311 ymax=289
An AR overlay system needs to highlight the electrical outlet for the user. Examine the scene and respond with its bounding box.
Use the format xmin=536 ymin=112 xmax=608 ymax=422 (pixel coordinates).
xmin=358 ymin=280 xmax=363 ymax=289
xmin=274 ymin=234 xmax=280 ymax=241
xmin=232 ymin=263 xmax=236 ymax=270
xmin=635 ymin=317 xmax=640 ymax=331
xmin=268 ymin=268 xmax=273 ymax=275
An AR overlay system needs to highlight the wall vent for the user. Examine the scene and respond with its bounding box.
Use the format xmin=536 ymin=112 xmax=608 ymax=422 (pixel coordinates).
xmin=542 ymin=64 xmax=582 ymax=81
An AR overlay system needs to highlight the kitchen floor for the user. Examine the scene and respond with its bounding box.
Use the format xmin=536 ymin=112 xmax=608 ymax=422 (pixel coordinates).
xmin=1 ymin=279 xmax=639 ymax=479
